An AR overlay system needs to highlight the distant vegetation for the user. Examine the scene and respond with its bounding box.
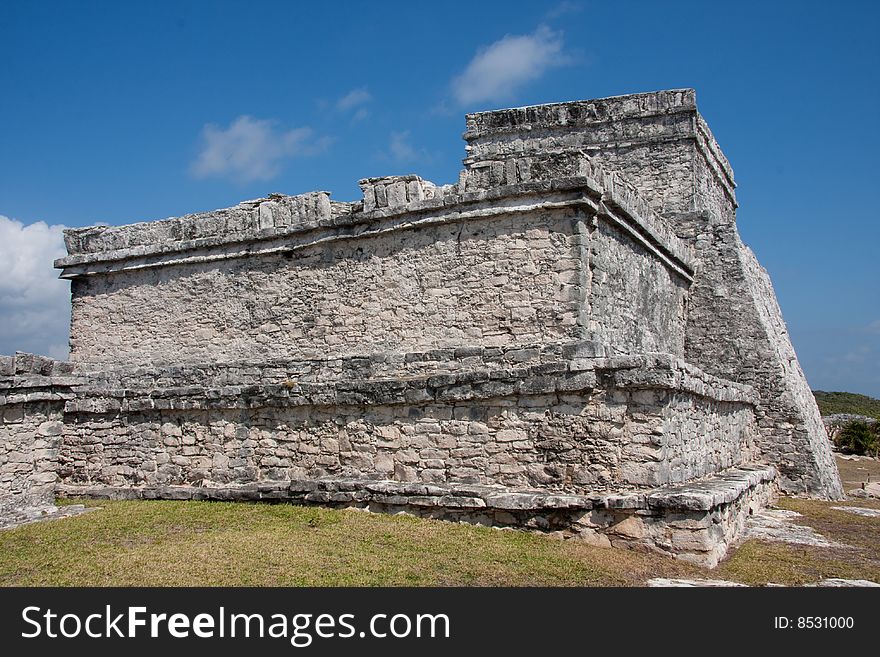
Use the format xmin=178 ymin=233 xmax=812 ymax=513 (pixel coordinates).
xmin=813 ymin=391 xmax=880 ymax=420
xmin=834 ymin=421 xmax=880 ymax=458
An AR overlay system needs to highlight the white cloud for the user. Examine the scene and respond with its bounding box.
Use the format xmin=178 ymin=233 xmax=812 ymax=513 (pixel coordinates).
xmin=869 ymin=320 xmax=880 ymax=334
xmin=451 ymin=25 xmax=568 ymax=106
xmin=351 ymin=107 xmax=371 ymax=123
xmin=0 ymin=215 xmax=70 ymax=360
xmin=841 ymin=344 xmax=872 ymax=363
xmin=383 ymin=131 xmax=432 ymax=165
xmin=190 ymin=116 xmax=330 ymax=183
xmin=336 ymin=88 xmax=371 ymax=112
xmin=389 ymin=131 xmax=418 ymax=162
xmin=545 ymin=1 xmax=583 ymax=20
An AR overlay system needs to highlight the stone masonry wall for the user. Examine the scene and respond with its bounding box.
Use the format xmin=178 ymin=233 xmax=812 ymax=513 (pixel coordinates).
xmin=58 ymin=353 xmax=758 ymax=494
xmin=68 ymin=210 xmax=584 ymax=365
xmin=61 ymin=156 xmax=692 ymax=368
xmin=463 ymin=89 xmax=842 ymax=498
xmin=59 ymin=393 xmax=756 ymax=495
xmin=589 ymin=218 xmax=688 ymax=355
xmin=0 ymin=354 xmax=77 ymax=519
xmin=463 ymin=89 xmax=700 ymax=217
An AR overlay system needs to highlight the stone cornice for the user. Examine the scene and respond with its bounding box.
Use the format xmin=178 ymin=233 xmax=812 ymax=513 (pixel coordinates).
xmin=56 ymin=157 xmax=695 ymax=281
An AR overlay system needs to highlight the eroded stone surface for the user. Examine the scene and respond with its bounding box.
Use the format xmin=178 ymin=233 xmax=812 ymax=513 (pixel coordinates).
xmin=0 ymin=504 xmax=95 ymax=531
xmin=745 ymin=509 xmax=843 ymax=548
xmin=807 ymin=578 xmax=880 ymax=587
xmin=647 ymin=578 xmax=747 ymax=587
xmin=58 ymin=355 xmax=759 ymax=495
xmin=0 ymin=354 xmax=78 ymax=518
xmin=648 ymin=578 xmax=880 ymax=587
xmin=831 ymin=506 xmax=880 ymax=518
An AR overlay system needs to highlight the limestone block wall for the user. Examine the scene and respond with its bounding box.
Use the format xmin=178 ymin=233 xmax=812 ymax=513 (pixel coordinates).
xmin=58 ymin=152 xmax=694 ymax=369
xmin=463 ymin=89 xmax=702 ymax=217
xmin=588 ymin=218 xmax=687 ymax=354
xmin=463 ymin=89 xmax=842 ymax=498
xmin=58 ymin=353 xmax=758 ymax=495
xmin=0 ymin=354 xmax=77 ymax=518
xmin=67 ymin=209 xmax=585 ymax=365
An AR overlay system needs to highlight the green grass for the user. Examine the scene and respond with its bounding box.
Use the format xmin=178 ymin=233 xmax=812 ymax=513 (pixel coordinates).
xmin=2 ymin=458 xmax=878 ymax=587
xmin=0 ymin=500 xmax=702 ymax=586
xmin=813 ymin=390 xmax=880 ymax=420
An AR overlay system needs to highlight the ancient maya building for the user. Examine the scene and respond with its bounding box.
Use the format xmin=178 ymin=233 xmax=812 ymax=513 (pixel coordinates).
xmin=1 ymin=89 xmax=843 ymax=566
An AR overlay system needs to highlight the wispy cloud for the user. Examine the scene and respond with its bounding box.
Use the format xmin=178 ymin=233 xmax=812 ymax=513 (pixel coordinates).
xmin=840 ymin=344 xmax=873 ymax=364
xmin=451 ymin=25 xmax=568 ymax=106
xmin=0 ymin=215 xmax=70 ymax=360
xmin=390 ymin=131 xmax=418 ymax=162
xmin=336 ymin=88 xmax=371 ymax=112
xmin=351 ymin=107 xmax=370 ymax=123
xmin=382 ymin=131 xmax=431 ymax=165
xmin=190 ymin=116 xmax=331 ymax=183
xmin=545 ymin=1 xmax=583 ymax=20
xmin=869 ymin=320 xmax=880 ymax=334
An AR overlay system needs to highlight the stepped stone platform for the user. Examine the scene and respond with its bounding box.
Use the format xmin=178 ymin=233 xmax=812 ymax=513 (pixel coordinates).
xmin=1 ymin=89 xmax=842 ymax=567
xmin=59 ymin=464 xmax=776 ymax=567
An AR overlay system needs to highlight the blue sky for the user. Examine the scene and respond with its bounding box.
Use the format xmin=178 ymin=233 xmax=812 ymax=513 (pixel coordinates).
xmin=1 ymin=0 xmax=877 ymax=397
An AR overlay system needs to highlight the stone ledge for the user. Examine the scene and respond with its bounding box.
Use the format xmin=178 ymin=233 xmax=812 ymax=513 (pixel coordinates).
xmin=56 ymin=463 xmax=776 ymax=568
xmin=463 ymin=89 xmax=698 ymax=140
xmin=63 ymin=351 xmax=758 ymax=414
xmin=73 ymin=339 xmax=593 ymax=386
xmin=56 ymin=152 xmax=693 ymax=281
xmin=68 ymin=345 xmax=757 ymax=404
xmin=0 ymin=504 xmax=96 ymax=531
xmin=0 ymin=352 xmax=76 ymax=381
xmin=0 ymin=353 xmax=81 ymax=404
xmin=605 ymin=464 xmax=777 ymax=511
xmin=57 ymin=464 xmax=775 ymax=514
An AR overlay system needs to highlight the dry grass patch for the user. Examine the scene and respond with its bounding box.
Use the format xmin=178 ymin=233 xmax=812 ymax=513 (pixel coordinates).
xmin=716 ymin=495 xmax=880 ymax=586
xmin=835 ymin=455 xmax=880 ymax=492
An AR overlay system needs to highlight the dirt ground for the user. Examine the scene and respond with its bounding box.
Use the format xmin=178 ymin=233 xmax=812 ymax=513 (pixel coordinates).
xmin=835 ymin=454 xmax=880 ymax=491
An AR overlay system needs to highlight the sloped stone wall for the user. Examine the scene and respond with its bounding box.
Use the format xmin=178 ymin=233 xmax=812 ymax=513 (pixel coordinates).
xmin=462 ymin=89 xmax=842 ymax=498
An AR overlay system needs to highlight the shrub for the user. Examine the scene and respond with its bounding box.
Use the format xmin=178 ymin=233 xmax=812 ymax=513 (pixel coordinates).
xmin=834 ymin=420 xmax=880 ymax=457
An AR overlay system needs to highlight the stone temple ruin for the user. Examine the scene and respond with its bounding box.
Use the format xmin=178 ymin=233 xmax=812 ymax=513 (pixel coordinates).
xmin=1 ymin=89 xmax=843 ymax=566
